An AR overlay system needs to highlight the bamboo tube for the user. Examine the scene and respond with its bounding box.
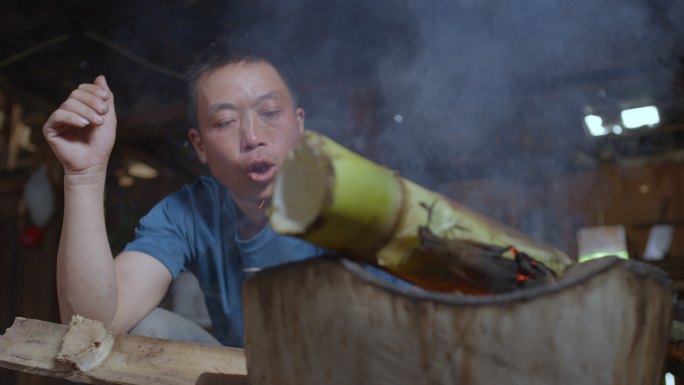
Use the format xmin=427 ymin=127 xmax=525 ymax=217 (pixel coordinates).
xmin=269 ymin=131 xmax=573 ymax=286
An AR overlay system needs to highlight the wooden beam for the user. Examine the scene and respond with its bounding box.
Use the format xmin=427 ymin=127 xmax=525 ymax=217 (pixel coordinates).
xmin=0 ymin=317 xmax=247 ymax=384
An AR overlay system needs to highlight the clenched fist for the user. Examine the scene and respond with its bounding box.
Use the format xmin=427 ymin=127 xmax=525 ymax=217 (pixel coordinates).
xmin=43 ymin=75 xmax=117 ymax=177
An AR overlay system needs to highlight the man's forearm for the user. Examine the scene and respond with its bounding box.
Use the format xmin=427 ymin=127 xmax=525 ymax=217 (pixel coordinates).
xmin=57 ymin=170 xmax=117 ymax=326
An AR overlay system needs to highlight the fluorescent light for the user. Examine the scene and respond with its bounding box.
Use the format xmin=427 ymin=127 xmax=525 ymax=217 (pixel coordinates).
xmin=621 ymin=105 xmax=660 ymax=129
xmin=584 ymin=115 xmax=609 ymax=136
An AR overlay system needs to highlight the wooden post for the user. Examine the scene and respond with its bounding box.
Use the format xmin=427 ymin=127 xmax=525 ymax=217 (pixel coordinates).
xmin=244 ymin=256 xmax=672 ymax=385
xmin=0 ymin=92 xmax=7 ymax=168
xmin=7 ymin=103 xmax=22 ymax=170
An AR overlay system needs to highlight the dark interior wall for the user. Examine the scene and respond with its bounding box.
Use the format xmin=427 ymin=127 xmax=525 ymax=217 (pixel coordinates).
xmin=0 ymin=169 xmax=63 ymax=384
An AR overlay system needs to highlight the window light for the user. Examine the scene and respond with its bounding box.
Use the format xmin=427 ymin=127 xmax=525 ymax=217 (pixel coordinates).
xmin=584 ymin=115 xmax=609 ymax=136
xmin=665 ymin=373 xmax=674 ymax=385
xmin=620 ymin=105 xmax=659 ymax=129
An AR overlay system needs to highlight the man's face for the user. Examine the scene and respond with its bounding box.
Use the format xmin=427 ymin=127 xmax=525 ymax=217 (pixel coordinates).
xmin=189 ymin=61 xmax=305 ymax=204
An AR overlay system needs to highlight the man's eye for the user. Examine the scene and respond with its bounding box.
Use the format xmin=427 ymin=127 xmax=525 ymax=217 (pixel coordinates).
xmin=217 ymin=119 xmax=236 ymax=128
xmin=261 ymin=110 xmax=280 ymax=118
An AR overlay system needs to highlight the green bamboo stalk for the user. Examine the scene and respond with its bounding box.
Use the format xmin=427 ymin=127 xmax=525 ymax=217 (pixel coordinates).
xmin=270 ymin=131 xmax=573 ymax=279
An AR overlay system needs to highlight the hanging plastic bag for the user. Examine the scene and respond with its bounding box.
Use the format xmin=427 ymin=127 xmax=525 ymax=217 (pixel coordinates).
xmin=20 ymin=164 xmax=55 ymax=247
xmin=23 ymin=164 xmax=55 ymax=227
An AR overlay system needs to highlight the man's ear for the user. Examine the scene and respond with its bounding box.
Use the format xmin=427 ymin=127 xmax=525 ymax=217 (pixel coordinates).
xmin=188 ymin=128 xmax=207 ymax=164
xmin=295 ymin=108 xmax=305 ymax=134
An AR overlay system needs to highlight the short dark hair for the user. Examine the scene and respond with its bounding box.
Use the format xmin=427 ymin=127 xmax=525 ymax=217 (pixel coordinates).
xmin=186 ymin=39 xmax=298 ymax=128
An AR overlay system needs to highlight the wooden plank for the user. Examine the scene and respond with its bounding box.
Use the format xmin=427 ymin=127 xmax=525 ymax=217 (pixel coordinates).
xmin=0 ymin=317 xmax=247 ymax=385
xmin=0 ymin=317 xmax=77 ymax=381
xmin=244 ymin=256 xmax=672 ymax=385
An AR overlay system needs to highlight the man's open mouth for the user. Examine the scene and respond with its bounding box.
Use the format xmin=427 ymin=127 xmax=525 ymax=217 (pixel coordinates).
xmin=246 ymin=160 xmax=276 ymax=182
xmin=251 ymin=163 xmax=272 ymax=174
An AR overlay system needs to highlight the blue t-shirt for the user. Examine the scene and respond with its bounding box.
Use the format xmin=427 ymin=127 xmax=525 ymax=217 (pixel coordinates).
xmin=124 ymin=175 xmax=415 ymax=347
xmin=123 ymin=176 xmax=326 ymax=347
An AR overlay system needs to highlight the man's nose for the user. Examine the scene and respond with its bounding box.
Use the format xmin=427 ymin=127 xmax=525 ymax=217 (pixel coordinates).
xmin=240 ymin=114 xmax=266 ymax=152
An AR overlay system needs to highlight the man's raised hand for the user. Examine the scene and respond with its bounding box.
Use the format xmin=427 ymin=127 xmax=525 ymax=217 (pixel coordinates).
xmin=43 ymin=75 xmax=117 ymax=178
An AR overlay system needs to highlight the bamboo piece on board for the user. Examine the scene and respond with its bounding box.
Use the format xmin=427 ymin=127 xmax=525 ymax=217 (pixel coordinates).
xmin=269 ymin=131 xmax=573 ymax=293
xmin=243 ymin=256 xmax=672 ymax=385
xmin=0 ymin=316 xmax=247 ymax=384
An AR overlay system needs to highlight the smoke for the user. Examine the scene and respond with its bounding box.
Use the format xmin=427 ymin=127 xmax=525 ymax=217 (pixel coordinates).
xmin=226 ymin=1 xmax=417 ymax=145
xmin=374 ymin=0 xmax=683 ymax=184
xmin=222 ymin=0 xmax=684 ymax=246
xmin=227 ymin=0 xmax=682 ymax=183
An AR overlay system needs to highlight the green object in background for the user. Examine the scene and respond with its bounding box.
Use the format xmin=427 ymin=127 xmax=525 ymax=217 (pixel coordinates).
xmin=578 ymin=251 xmax=629 ymax=263
xmin=577 ymin=225 xmax=628 ymax=264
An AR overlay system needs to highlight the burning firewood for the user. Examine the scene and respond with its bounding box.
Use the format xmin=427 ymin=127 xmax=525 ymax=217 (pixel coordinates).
xmin=269 ymin=131 xmax=571 ymax=294
xmin=417 ymin=225 xmax=557 ymax=294
xmin=408 ymin=201 xmax=557 ymax=294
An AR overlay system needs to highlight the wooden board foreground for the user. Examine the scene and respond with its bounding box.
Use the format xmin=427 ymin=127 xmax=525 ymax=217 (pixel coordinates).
xmin=0 ymin=316 xmax=246 ymax=384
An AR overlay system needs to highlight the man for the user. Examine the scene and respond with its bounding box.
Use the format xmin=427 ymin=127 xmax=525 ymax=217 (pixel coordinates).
xmin=43 ymin=44 xmax=327 ymax=347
